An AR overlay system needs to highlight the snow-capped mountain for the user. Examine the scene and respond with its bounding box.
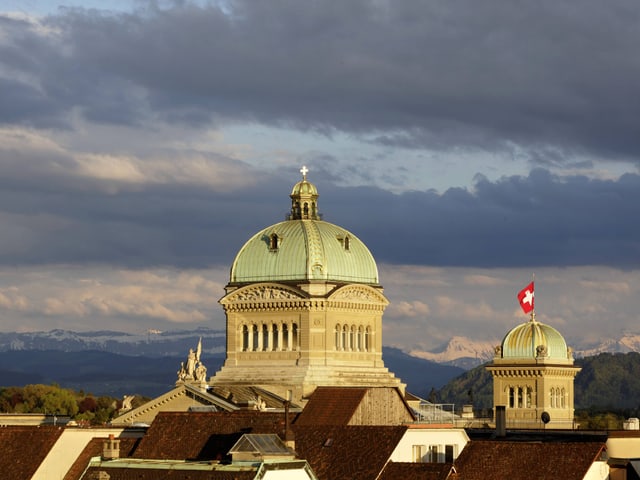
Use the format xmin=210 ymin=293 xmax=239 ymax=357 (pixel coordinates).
xmin=408 ymin=333 xmax=640 ymax=369
xmin=1 ymin=329 xmax=639 ymax=370
xmin=409 ymin=336 xmax=498 ymax=369
xmin=0 ymin=327 xmax=226 ymax=357
xmin=570 ymin=333 xmax=640 ymax=358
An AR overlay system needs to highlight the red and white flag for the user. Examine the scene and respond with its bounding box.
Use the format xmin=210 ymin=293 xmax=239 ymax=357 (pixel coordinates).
xmin=517 ymin=282 xmax=535 ymax=314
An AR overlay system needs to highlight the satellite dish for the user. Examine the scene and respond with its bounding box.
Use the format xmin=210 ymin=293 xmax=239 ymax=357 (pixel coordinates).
xmin=541 ymin=412 xmax=551 ymax=424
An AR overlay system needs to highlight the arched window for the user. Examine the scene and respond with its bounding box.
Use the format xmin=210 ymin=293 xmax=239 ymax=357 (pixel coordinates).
xmin=364 ymin=327 xmax=370 ymax=352
xmin=561 ymin=388 xmax=566 ymax=408
xmin=517 ymin=387 xmax=523 ymax=408
xmin=550 ymin=388 xmax=555 ymax=408
xmin=342 ymin=325 xmax=348 ymax=351
xmin=262 ymin=324 xmax=269 ymax=351
xmin=303 ymin=202 xmax=309 ymax=218
xmin=283 ymin=323 xmax=289 ymax=350
xmin=526 ymin=387 xmax=533 ymax=408
xmin=272 ymin=323 xmax=279 ymax=351
xmin=344 ymin=236 xmax=350 ymax=250
xmin=252 ymin=325 xmax=259 ymax=352
xmin=242 ymin=325 xmax=249 ymax=351
xmin=292 ymin=323 xmax=298 ymax=350
xmin=509 ymin=387 xmax=515 ymax=408
xmin=349 ymin=326 xmax=356 ymax=351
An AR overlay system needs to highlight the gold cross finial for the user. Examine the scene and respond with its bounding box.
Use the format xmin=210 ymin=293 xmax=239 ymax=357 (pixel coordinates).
xmin=300 ymin=165 xmax=309 ymax=180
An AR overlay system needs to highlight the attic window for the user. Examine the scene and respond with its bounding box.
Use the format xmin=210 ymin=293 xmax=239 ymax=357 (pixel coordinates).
xmin=337 ymin=235 xmax=351 ymax=251
xmin=269 ymin=233 xmax=279 ymax=251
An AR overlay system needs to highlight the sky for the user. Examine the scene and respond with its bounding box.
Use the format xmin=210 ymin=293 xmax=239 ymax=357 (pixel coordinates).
xmin=0 ymin=0 xmax=639 ymax=352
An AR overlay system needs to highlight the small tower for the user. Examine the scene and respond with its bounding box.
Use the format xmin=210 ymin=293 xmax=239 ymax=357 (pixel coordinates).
xmin=486 ymin=311 xmax=581 ymax=429
xmin=288 ymin=165 xmax=320 ymax=221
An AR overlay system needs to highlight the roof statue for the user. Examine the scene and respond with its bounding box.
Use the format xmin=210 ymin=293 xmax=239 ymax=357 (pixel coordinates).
xmin=177 ymin=338 xmax=207 ymax=384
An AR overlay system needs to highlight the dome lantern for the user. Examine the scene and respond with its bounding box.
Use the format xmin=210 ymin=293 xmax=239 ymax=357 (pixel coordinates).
xmin=288 ymin=165 xmax=320 ymax=220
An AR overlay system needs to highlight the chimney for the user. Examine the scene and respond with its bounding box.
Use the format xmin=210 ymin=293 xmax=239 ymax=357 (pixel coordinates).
xmin=283 ymin=400 xmax=295 ymax=450
xmin=495 ymin=406 xmax=506 ymax=437
xmin=102 ymin=434 xmax=120 ymax=460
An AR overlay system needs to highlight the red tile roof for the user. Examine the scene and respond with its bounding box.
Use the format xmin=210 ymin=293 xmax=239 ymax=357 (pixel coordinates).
xmin=294 ymin=387 xmax=368 ymax=426
xmin=378 ymin=461 xmax=454 ymax=480
xmin=0 ymin=425 xmax=64 ymax=480
xmin=293 ymin=425 xmax=407 ymax=480
xmin=453 ymin=441 xmax=606 ymax=480
xmin=64 ymin=436 xmax=139 ymax=480
xmin=132 ymin=411 xmax=288 ymax=461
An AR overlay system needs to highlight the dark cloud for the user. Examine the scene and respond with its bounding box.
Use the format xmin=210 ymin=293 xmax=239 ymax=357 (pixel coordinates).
xmin=0 ymin=149 xmax=638 ymax=270
xmin=2 ymin=1 xmax=640 ymax=161
xmin=322 ymin=169 xmax=640 ymax=268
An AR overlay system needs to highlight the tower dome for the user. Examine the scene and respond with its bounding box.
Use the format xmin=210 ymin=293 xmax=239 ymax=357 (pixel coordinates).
xmin=230 ymin=166 xmax=379 ymax=285
xmin=500 ymin=315 xmax=570 ymax=362
xmin=215 ymin=166 xmax=404 ymax=403
xmin=487 ymin=305 xmax=580 ymax=430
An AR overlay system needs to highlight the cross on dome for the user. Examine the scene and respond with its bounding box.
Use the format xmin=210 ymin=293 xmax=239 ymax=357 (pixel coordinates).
xmin=300 ymin=165 xmax=309 ymax=180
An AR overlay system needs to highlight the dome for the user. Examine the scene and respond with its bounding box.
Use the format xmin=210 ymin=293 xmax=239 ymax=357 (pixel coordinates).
xmin=229 ymin=166 xmax=379 ymax=285
xmin=230 ymin=219 xmax=379 ymax=284
xmin=291 ymin=179 xmax=318 ymax=197
xmin=500 ymin=318 xmax=569 ymax=361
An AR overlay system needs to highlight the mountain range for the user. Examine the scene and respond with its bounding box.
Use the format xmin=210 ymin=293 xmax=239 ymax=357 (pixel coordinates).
xmin=408 ymin=333 xmax=640 ymax=368
xmin=1 ymin=328 xmax=639 ymax=401
xmin=0 ymin=328 xmax=462 ymax=399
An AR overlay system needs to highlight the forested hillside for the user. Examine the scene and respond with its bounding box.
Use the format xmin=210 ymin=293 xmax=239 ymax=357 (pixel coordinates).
xmin=437 ymin=352 xmax=640 ymax=410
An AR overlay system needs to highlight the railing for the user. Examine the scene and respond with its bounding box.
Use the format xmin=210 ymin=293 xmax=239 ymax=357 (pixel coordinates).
xmin=413 ymin=403 xmax=457 ymax=424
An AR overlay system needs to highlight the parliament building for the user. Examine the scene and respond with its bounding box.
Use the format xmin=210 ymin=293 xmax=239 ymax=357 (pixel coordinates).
xmin=210 ymin=167 xmax=404 ymax=404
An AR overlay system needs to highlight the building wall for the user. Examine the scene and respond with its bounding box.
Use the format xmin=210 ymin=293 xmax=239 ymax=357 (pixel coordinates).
xmin=32 ymin=427 xmax=144 ymax=480
xmin=488 ymin=362 xmax=580 ymax=429
xmin=582 ymin=461 xmax=610 ymax=480
xmin=348 ymin=388 xmax=414 ymax=425
xmin=214 ymin=282 xmax=403 ymax=404
xmin=389 ymin=428 xmax=469 ymax=463
xmin=606 ymin=434 xmax=640 ymax=459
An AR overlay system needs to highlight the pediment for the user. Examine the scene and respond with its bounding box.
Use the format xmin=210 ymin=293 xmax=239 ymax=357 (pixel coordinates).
xmin=221 ymin=283 xmax=307 ymax=304
xmin=328 ymin=284 xmax=389 ymax=305
xmin=111 ymin=384 xmax=238 ymax=426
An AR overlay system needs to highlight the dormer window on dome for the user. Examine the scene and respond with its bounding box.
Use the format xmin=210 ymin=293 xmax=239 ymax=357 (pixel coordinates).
xmin=337 ymin=234 xmax=351 ymax=251
xmin=269 ymin=233 xmax=279 ymax=251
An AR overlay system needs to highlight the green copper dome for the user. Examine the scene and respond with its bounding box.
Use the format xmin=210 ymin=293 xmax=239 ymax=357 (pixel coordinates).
xmin=291 ymin=179 xmax=318 ymax=197
xmin=501 ymin=317 xmax=569 ymax=361
xmin=230 ymin=166 xmax=379 ymax=285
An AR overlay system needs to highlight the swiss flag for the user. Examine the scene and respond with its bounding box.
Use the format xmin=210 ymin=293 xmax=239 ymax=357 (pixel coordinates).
xmin=517 ymin=282 xmax=535 ymax=314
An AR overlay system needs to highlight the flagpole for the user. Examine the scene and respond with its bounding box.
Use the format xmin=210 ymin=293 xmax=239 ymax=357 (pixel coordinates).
xmin=530 ymin=273 xmax=536 ymax=322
